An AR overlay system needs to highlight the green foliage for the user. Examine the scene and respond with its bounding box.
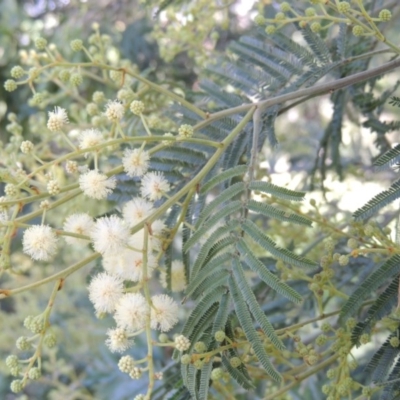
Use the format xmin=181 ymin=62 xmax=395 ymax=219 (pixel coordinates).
xmin=353 ymin=179 xmax=400 ymax=220
xmin=3 ymin=1 xmax=400 ymax=400
xmin=340 ymin=255 xmax=400 ymax=322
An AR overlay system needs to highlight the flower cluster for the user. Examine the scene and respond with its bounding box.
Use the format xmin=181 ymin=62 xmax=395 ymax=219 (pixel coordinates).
xmin=5 ymin=27 xmax=195 ymax=397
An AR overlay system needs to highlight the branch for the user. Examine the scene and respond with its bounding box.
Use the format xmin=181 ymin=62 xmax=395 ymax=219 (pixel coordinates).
xmin=196 ymin=57 xmax=400 ymax=130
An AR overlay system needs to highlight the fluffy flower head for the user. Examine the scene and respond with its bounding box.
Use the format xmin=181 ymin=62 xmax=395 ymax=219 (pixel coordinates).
xmin=140 ymin=172 xmax=170 ymax=201
xmin=88 ymin=272 xmax=124 ymax=314
xmin=78 ymin=128 xmax=103 ymax=153
xmin=104 ymin=100 xmax=125 ymax=122
xmin=79 ymin=170 xmax=116 ymax=199
xmin=47 ymin=106 xmax=69 ymax=132
xmin=122 ymin=148 xmax=150 ymax=177
xmin=150 ymin=294 xmax=179 ymax=332
xmin=103 ymin=236 xmax=157 ymax=282
xmin=114 ymin=293 xmax=149 ymax=331
xmin=91 ymin=215 xmax=130 ymax=256
xmin=63 ymin=213 xmax=94 ymax=245
xmin=122 ymin=198 xmax=154 ymax=228
xmin=23 ymin=225 xmax=58 ymax=261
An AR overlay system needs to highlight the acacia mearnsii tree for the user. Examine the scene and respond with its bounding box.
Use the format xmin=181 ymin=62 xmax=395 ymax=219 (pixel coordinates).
xmin=2 ymin=0 xmax=400 ymax=399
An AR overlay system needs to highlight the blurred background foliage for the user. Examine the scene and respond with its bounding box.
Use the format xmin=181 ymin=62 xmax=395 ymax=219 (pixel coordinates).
xmin=1 ymin=0 xmax=400 ymax=399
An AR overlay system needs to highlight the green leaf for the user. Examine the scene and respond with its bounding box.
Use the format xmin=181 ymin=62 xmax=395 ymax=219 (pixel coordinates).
xmin=340 ymin=254 xmax=400 ymax=322
xmin=221 ymin=354 xmax=255 ymax=390
xmin=201 ymin=236 xmax=237 ymax=271
xmin=232 ymin=257 xmax=284 ymax=350
xmin=373 ymin=144 xmax=400 ymax=169
xmin=229 ymin=276 xmax=282 ymax=382
xmin=191 ymin=270 xmax=229 ymax=300
xmin=301 ymin=26 xmax=331 ymax=65
xmin=190 ymin=220 xmax=240 ymax=279
xmin=248 ymin=181 xmax=306 ymax=201
xmin=218 ymin=319 xmax=256 ymax=390
xmin=247 ymin=199 xmax=313 ymax=226
xmin=212 ymin=292 xmax=230 ymax=334
xmin=351 ymin=277 xmax=398 ymax=344
xmin=200 ymin=165 xmax=248 ymax=194
xmin=181 ymin=364 xmax=198 ymax=400
xmin=353 ymin=178 xmax=400 ymax=220
xmin=242 ymin=219 xmax=316 ymax=268
xmin=184 ymin=253 xmax=232 ymax=300
xmin=186 ymin=304 xmax=219 ymax=354
xmin=198 ymin=361 xmax=213 ymax=400
xmin=173 ymin=287 xmax=227 ymax=360
xmin=237 ymin=239 xmax=303 ymax=303
xmin=194 ymin=182 xmax=245 ymax=228
xmin=184 ymin=200 xmax=242 ymax=251
xmin=365 ymin=334 xmax=400 ymax=383
xmin=389 ymin=96 xmax=400 ymax=108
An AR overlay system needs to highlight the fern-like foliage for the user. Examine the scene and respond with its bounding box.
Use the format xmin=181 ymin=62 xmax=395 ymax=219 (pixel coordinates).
xmin=340 ymin=254 xmax=400 ymax=322
xmin=122 ymin=11 xmax=400 ymax=398
xmin=353 ymin=178 xmax=400 ymax=220
xmin=365 ymin=331 xmax=400 ymax=399
xmin=374 ymin=144 xmax=400 ymax=169
xmin=351 ymin=276 xmax=399 ymax=344
xmin=389 ymin=96 xmax=400 ymax=108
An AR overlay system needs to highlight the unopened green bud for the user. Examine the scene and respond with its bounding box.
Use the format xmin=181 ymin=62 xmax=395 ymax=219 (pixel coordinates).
xmin=337 ymin=2 xmax=351 ymax=13
xmin=158 ymin=333 xmax=169 ymax=343
xmin=58 ymin=69 xmax=71 ymax=82
xmin=70 ymin=39 xmax=83 ymax=52
xmin=326 ymin=368 xmax=336 ymax=379
xmin=379 ymin=9 xmax=392 ymax=21
xmin=130 ymin=100 xmax=145 ymax=115
xmin=254 ymin=14 xmax=266 ymax=26
xmin=315 ymin=334 xmax=328 ymax=346
xmin=347 ymin=238 xmax=358 ymax=249
xmin=4 ymin=79 xmax=17 ymax=92
xmin=10 ymin=66 xmax=25 ymax=79
xmin=86 ymin=102 xmax=99 ymax=116
xmin=265 ymin=25 xmax=277 ymax=35
xmin=31 ymin=92 xmax=45 ymax=106
xmin=310 ymin=22 xmax=321 ymax=33
xmin=229 ymin=357 xmax=242 ymax=368
xmin=92 ymin=91 xmax=105 ymax=103
xmin=70 ymin=72 xmax=83 ymax=87
xmin=211 ymin=367 xmax=223 ymax=380
xmin=214 ymin=331 xmax=226 ymax=342
xmin=194 ymin=341 xmax=207 ymax=353
xmin=34 ymin=37 xmax=47 ymax=50
xmin=10 ymin=379 xmax=23 ymax=393
xmin=352 ymin=25 xmax=364 ymax=36
xmin=305 ymin=8 xmax=316 ymax=17
xmin=180 ymin=354 xmax=191 ymax=365
xmin=28 ymin=367 xmax=41 ymax=380
xmin=43 ymin=331 xmax=57 ymax=348
xmin=321 ymin=322 xmax=332 ymax=332
xmin=16 ymin=336 xmax=31 ymax=351
xmin=194 ymin=359 xmax=204 ymax=370
xmin=281 ymin=2 xmax=291 ymax=12
xmin=6 ymin=355 xmax=19 ymax=369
